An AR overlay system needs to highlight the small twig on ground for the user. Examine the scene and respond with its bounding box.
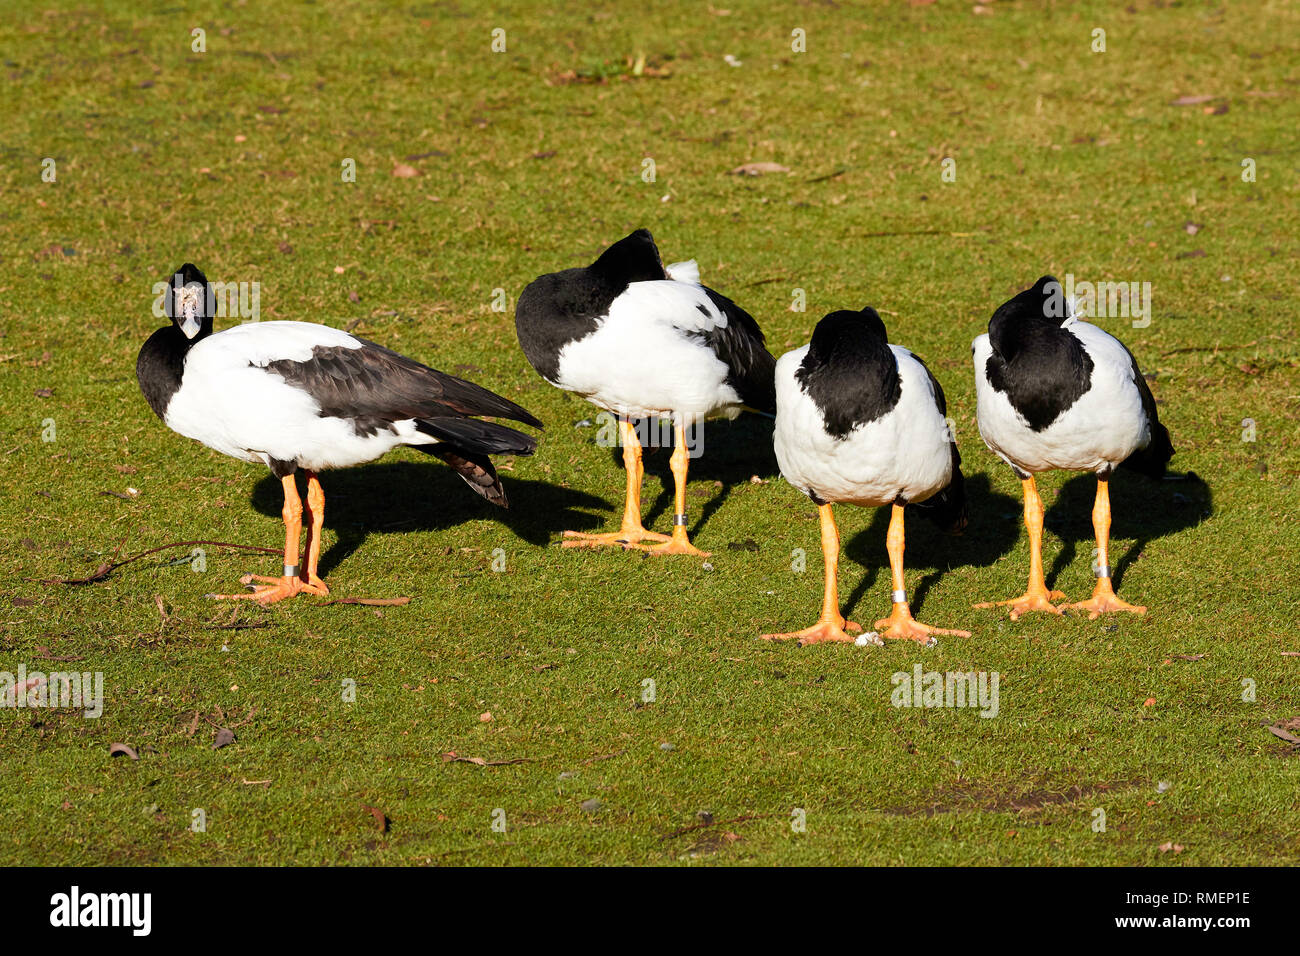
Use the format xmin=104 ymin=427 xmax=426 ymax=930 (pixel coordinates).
xmin=442 ymin=752 xmax=546 ymax=767
xmin=806 ymin=166 xmax=847 ymax=183
xmin=43 ymin=540 xmax=281 ymax=586
xmin=154 ymin=595 xmax=175 ymax=625
xmin=320 ymin=596 xmax=412 ymax=607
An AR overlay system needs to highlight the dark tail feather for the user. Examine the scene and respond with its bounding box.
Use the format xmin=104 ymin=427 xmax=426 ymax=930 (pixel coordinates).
xmin=422 ymin=364 xmax=544 ymax=429
xmin=1119 ymin=421 xmax=1174 ymax=479
xmin=415 ymin=417 xmax=538 ymax=456
xmin=911 ymin=445 xmax=968 ymax=534
xmin=417 ymin=443 xmax=510 ymax=507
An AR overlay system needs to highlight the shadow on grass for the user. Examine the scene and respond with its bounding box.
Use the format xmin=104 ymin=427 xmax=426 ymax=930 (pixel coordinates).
xmin=1043 ymin=469 xmax=1212 ymax=592
xmin=250 ymin=462 xmax=610 ymax=578
xmin=838 ymin=473 xmax=1022 ymax=619
xmin=609 ymin=413 xmax=779 ymax=537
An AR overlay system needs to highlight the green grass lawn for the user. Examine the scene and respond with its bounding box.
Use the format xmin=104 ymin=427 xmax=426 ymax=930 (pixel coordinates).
xmin=1 ymin=0 xmax=1298 ymax=865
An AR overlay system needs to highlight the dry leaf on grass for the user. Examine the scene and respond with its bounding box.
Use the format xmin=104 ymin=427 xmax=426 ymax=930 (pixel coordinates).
xmin=729 ymin=161 xmax=791 ymax=176
xmin=109 ymin=742 xmax=139 ymax=760
xmin=441 ymin=752 xmax=536 ymax=766
xmin=3 ymin=677 xmax=43 ymax=705
xmin=1264 ymin=720 xmax=1300 ymax=745
xmin=361 ymin=804 xmax=390 ymax=833
xmin=392 ymin=163 xmax=420 ymax=178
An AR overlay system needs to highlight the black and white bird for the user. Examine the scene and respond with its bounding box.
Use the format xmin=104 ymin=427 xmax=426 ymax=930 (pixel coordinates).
xmin=136 ymin=263 xmax=542 ymax=604
xmin=972 ymin=275 xmax=1174 ymax=620
xmin=515 ymin=229 xmax=776 ymax=556
xmin=763 ymin=307 xmax=970 ymax=645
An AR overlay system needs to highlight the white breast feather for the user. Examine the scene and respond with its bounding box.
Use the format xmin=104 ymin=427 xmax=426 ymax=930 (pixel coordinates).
xmin=194 ymin=320 xmax=364 ymax=367
xmin=162 ymin=321 xmax=419 ymax=471
xmin=773 ymin=345 xmax=954 ymax=507
xmin=552 ymin=279 xmax=741 ymax=420
xmin=973 ymin=322 xmax=1149 ymax=474
xmin=665 ymin=259 xmax=700 ymax=285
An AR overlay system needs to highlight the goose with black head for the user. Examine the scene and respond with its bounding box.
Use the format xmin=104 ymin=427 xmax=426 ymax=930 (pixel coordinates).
xmin=136 ymin=263 xmax=542 ymax=604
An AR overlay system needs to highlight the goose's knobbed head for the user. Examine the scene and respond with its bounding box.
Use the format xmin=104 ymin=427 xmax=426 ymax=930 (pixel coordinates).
xmin=165 ymin=263 xmax=214 ymax=340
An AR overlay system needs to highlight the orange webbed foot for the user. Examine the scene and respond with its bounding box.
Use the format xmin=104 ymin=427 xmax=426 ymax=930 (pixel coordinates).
xmin=622 ymin=526 xmax=710 ymax=557
xmin=637 ymin=537 xmax=710 ymax=557
xmin=208 ymin=574 xmax=328 ymax=605
xmin=875 ymin=606 xmax=971 ymax=645
xmin=1065 ymin=581 xmax=1146 ymax=620
xmin=761 ymin=618 xmax=867 ymax=646
xmin=561 ymin=528 xmax=672 ymax=549
xmin=974 ymin=588 xmax=1067 ymax=620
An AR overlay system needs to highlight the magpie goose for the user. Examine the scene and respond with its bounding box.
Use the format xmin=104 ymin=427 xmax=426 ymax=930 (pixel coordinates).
xmin=515 ymin=229 xmax=776 ymax=556
xmin=762 ymin=308 xmax=970 ymax=645
xmin=136 ymin=263 xmax=542 ymax=604
xmin=972 ymin=275 xmax=1174 ymax=620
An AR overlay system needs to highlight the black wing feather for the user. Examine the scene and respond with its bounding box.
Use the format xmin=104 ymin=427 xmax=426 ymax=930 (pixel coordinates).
xmin=413 ymin=417 xmax=537 ymax=456
xmin=697 ymin=288 xmax=777 ymax=415
xmin=415 ymin=444 xmax=511 ymax=507
xmin=262 ymin=338 xmax=543 ymax=438
xmin=1118 ymin=345 xmax=1174 ymax=478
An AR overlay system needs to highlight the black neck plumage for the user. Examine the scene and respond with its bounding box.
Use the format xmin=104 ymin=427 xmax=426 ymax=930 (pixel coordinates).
xmin=136 ymin=324 xmax=196 ymax=421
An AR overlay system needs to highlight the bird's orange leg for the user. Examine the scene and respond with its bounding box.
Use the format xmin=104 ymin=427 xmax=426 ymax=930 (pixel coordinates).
xmin=563 ymin=419 xmax=671 ymax=548
xmin=875 ymin=504 xmax=971 ymax=644
xmin=300 ymin=471 xmax=330 ymax=594
xmin=1065 ymin=477 xmax=1146 ymax=619
xmin=762 ymin=503 xmax=865 ymax=644
xmin=975 ymin=475 xmax=1067 ymax=619
xmin=636 ymin=420 xmax=710 ymax=556
xmin=210 ymin=473 xmax=326 ymax=604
